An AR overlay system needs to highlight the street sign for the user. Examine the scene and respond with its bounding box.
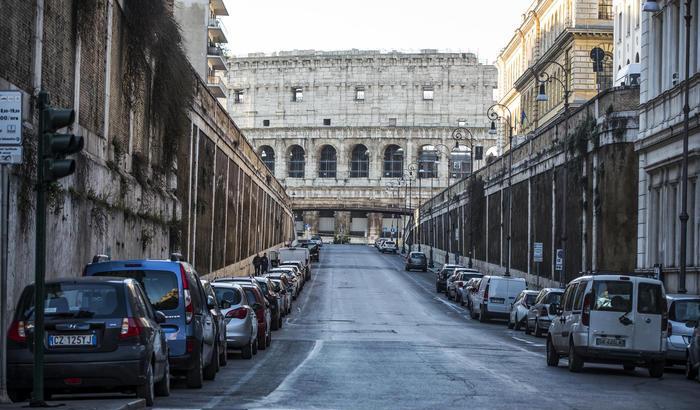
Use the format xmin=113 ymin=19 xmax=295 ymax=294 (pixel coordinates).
xmin=533 ymin=242 xmax=543 ymax=263
xmin=0 ymin=91 xmax=22 ymax=145
xmin=555 ymin=248 xmax=564 ymax=271
xmin=0 ymin=146 xmax=22 ymax=164
xmin=391 ymin=227 xmax=396 ymax=233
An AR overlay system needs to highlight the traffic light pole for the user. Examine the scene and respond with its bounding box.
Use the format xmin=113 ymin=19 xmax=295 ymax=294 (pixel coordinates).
xmin=31 ymin=92 xmax=49 ymax=407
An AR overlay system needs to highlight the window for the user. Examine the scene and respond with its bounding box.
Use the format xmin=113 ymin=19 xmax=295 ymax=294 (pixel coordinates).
xmin=263 ymin=119 xmax=270 ymax=127
xmin=323 ymin=118 xmax=331 ymax=126
xmin=259 ymin=145 xmax=275 ymax=171
xmin=355 ymin=87 xmax=365 ymax=101
xmin=626 ymin=4 xmax=631 ymax=35
xmin=214 ymin=287 xmax=242 ymax=306
xmin=599 ymin=0 xmax=613 ymax=20
xmin=20 ymin=282 xmax=127 ymax=320
xmin=350 ymin=144 xmax=369 ymax=178
xmin=418 ymin=145 xmax=437 ymax=178
xmin=422 ymin=87 xmax=434 ymax=100
xmin=449 ymin=146 xmax=472 ymax=179
xmin=572 ymin=282 xmax=588 ymax=311
xmin=92 ymin=269 xmax=179 ymax=311
xmin=292 ymin=87 xmax=303 ymax=102
xmin=637 ymin=283 xmax=664 ymax=314
xmin=383 ymin=145 xmax=404 ymax=178
xmin=233 ymin=89 xmax=243 ymax=104
xmin=288 ymin=145 xmax=305 ymax=178
xmin=318 ymin=145 xmax=337 ymax=178
xmin=388 ymin=118 xmax=397 ymax=127
xmin=592 ymin=281 xmax=632 ymax=312
xmin=670 ymin=299 xmax=700 ymax=322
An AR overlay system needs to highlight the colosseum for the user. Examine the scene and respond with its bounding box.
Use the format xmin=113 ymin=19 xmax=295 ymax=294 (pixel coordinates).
xmin=227 ymin=49 xmax=498 ymax=243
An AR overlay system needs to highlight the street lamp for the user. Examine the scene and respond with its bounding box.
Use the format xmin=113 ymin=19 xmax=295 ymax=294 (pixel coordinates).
xmin=408 ymin=162 xmax=423 ymax=251
xmin=644 ymin=0 xmax=692 ymax=293
xmin=487 ymin=103 xmax=513 ymax=277
xmin=534 ymin=60 xmax=571 ymax=286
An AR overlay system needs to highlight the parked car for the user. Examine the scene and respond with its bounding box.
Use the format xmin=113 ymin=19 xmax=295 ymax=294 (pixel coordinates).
xmin=405 ymin=252 xmax=427 ymax=272
xmin=464 ymin=278 xmax=482 ymax=311
xmin=279 ymin=260 xmax=306 ymax=284
xmin=546 ymin=274 xmax=668 ymax=377
xmin=7 ymin=277 xmax=170 ymax=405
xmin=255 ymin=276 xmax=283 ymax=330
xmin=469 ymin=275 xmax=526 ymax=322
xmin=85 ymin=257 xmax=219 ymax=388
xmin=447 ymin=269 xmax=483 ymax=304
xmin=270 ymin=267 xmax=300 ymax=298
xmin=687 ymin=321 xmax=700 ymax=381
xmin=278 ymin=248 xmax=311 ymax=278
xmin=375 ymin=238 xmax=387 ymax=249
xmin=526 ymin=288 xmax=564 ymax=337
xmin=311 ymin=235 xmax=323 ymax=247
xmin=665 ymin=294 xmax=700 ymax=365
xmin=240 ymin=284 xmax=272 ymax=351
xmin=266 ymin=271 xmax=297 ymax=302
xmin=299 ymin=241 xmax=320 ymax=262
xmin=200 ymin=279 xmax=228 ymax=367
xmin=508 ymin=289 xmax=539 ymax=330
xmin=210 ymin=282 xmax=258 ymax=359
xmin=380 ymin=241 xmax=398 ymax=253
xmin=435 ymin=264 xmax=462 ymax=293
xmin=269 ymin=278 xmax=291 ymax=316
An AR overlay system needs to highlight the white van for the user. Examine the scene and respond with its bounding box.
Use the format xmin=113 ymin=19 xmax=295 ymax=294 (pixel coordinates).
xmin=546 ymin=274 xmax=667 ymax=377
xmin=278 ymin=247 xmax=311 ymax=278
xmin=469 ymin=275 xmax=527 ymax=322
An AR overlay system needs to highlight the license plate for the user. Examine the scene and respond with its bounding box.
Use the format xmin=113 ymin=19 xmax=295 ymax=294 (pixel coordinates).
xmin=490 ymin=297 xmax=505 ymax=304
xmin=595 ymin=337 xmax=625 ymax=347
xmin=48 ymin=334 xmax=96 ymax=347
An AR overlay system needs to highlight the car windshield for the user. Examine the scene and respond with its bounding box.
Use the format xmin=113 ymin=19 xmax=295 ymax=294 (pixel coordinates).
xmin=672 ymin=299 xmax=700 ymax=322
xmin=544 ymin=292 xmax=563 ymax=305
xmin=92 ymin=269 xmax=179 ymax=311
xmin=19 ymin=282 xmax=126 ymax=320
xmin=213 ymin=287 xmax=242 ymax=305
xmin=592 ymin=281 xmax=633 ymax=312
xmin=411 ymin=253 xmax=426 ymax=260
xmin=525 ymin=294 xmax=538 ymax=306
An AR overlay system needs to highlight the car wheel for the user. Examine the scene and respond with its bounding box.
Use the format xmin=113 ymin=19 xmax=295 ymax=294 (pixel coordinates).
xmin=219 ymin=340 xmax=228 ymax=367
xmin=422 ymin=267 xmax=427 ymax=272
xmin=648 ymin=360 xmax=664 ymax=378
xmin=185 ymin=350 xmax=204 ymax=388
xmin=278 ymin=317 xmax=283 ymax=329
xmin=272 ymin=316 xmax=279 ymax=331
xmin=252 ymin=338 xmax=259 ymax=355
xmin=534 ymin=319 xmax=544 ymax=337
xmin=686 ymin=357 xmax=698 ymax=380
xmin=203 ymin=344 xmax=218 ymax=381
xmin=258 ymin=333 xmax=267 ymax=351
xmin=405 ymin=266 xmax=409 ymax=271
xmin=568 ymin=342 xmax=584 ymax=373
xmin=8 ymin=389 xmax=30 ymax=403
xmin=459 ymin=296 xmax=465 ymax=307
xmin=266 ymin=333 xmax=272 ymax=348
xmin=154 ymin=360 xmax=171 ymax=397
xmin=524 ymin=320 xmax=531 ymax=335
xmin=436 ymin=285 xmax=440 ymax=293
xmin=507 ymin=316 xmax=514 ymax=329
xmin=479 ymin=306 xmax=488 ymax=323
xmin=546 ymin=337 xmax=559 ymax=367
xmin=623 ymin=363 xmax=635 ymax=372
xmin=469 ymin=306 xmax=476 ymax=319
xmin=136 ymin=362 xmax=155 ymax=406
xmin=241 ymin=340 xmax=253 ymax=359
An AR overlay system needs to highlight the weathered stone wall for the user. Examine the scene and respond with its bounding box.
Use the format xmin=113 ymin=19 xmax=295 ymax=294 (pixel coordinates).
xmin=416 ymin=86 xmax=640 ymax=288
xmin=0 ymin=0 xmax=294 ymax=321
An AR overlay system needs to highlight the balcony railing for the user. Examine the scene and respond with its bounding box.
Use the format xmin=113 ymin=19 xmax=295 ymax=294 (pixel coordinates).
xmin=207 ymin=18 xmax=228 ymax=44
xmin=207 ymin=76 xmax=227 ymax=98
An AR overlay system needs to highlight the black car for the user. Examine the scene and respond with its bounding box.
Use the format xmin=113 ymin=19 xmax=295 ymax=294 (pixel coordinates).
xmin=299 ymin=240 xmax=320 ymax=262
xmin=435 ymin=264 xmax=463 ymax=293
xmin=200 ymin=279 xmax=228 ymax=368
xmin=7 ymin=277 xmax=170 ymax=405
xmin=255 ymin=277 xmax=283 ymax=330
xmin=687 ymin=321 xmax=700 ymax=381
xmin=405 ymin=252 xmax=428 ymax=272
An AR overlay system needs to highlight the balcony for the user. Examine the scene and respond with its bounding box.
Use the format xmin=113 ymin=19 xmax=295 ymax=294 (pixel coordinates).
xmin=207 ymin=18 xmax=228 ymax=44
xmin=210 ymin=0 xmax=229 ymax=16
xmin=207 ymin=45 xmax=227 ymax=71
xmin=207 ymin=76 xmax=227 ymax=98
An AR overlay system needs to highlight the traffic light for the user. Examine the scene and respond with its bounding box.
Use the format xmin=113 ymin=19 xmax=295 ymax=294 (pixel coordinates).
xmin=39 ymin=93 xmax=83 ymax=182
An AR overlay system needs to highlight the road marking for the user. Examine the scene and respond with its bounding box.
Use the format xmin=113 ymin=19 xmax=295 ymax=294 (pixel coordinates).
xmin=249 ymin=340 xmax=324 ymax=408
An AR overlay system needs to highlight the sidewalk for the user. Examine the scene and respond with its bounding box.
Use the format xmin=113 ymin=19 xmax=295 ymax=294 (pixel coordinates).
xmin=0 ymin=397 xmax=144 ymax=410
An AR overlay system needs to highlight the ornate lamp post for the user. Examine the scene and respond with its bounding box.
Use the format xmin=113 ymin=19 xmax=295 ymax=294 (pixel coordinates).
xmin=487 ymin=103 xmax=513 ymax=277
xmin=407 ymin=163 xmax=422 ymax=251
xmin=535 ymin=60 xmax=571 ymax=286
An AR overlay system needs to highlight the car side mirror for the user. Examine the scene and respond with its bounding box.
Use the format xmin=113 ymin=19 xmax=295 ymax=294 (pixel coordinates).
xmin=155 ymin=311 xmax=166 ymax=324
xmin=207 ymin=295 xmax=216 ymax=310
xmin=220 ymin=300 xmax=231 ymax=309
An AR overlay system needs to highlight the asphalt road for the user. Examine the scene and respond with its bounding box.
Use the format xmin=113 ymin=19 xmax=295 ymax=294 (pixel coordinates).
xmin=151 ymin=244 xmax=700 ymax=409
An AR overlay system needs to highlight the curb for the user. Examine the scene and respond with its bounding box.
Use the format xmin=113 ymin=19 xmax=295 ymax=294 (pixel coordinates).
xmin=117 ymin=399 xmax=146 ymax=410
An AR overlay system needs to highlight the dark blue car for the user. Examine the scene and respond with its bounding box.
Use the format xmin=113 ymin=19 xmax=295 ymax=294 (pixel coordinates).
xmin=84 ymin=256 xmax=219 ymax=388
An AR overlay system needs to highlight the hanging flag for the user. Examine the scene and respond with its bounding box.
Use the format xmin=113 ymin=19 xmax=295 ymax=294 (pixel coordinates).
xmin=520 ymin=109 xmax=527 ymax=127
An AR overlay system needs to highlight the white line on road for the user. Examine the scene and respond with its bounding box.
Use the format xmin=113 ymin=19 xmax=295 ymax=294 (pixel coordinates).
xmin=248 ymin=340 xmax=324 ymax=408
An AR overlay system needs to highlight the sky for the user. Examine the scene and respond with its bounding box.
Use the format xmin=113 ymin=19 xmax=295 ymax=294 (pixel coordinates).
xmin=221 ymin=0 xmax=533 ymax=64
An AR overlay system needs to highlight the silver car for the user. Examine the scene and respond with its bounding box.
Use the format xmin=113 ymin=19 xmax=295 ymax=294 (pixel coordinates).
xmin=665 ymin=294 xmax=700 ymax=365
xmin=211 ymin=283 xmax=259 ymax=359
xmin=279 ymin=261 xmax=306 ymax=286
xmin=526 ymin=288 xmax=564 ymax=337
xmin=508 ymin=290 xmax=539 ymax=330
xmin=270 ymin=267 xmax=300 ymax=298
